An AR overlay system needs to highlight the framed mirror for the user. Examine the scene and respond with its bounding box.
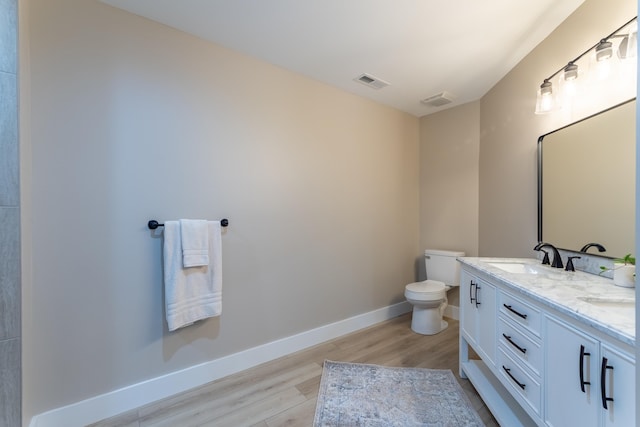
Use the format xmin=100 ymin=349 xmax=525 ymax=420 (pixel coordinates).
xmin=538 ymin=99 xmax=636 ymax=259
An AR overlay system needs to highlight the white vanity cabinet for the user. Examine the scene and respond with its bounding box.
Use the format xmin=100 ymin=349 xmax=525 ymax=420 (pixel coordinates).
xmin=544 ymin=316 xmax=599 ymax=427
xmin=497 ymin=291 xmax=543 ymax=419
xmin=545 ymin=316 xmax=635 ymax=427
xmin=458 ymin=260 xmax=636 ymax=427
xmin=460 ymin=269 xmax=497 ymax=365
xmin=460 ymin=267 xmax=539 ymax=427
xmin=600 ymin=344 xmax=635 ymax=427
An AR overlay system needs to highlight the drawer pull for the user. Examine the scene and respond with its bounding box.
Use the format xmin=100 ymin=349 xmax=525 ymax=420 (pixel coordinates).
xmin=502 ymin=333 xmax=527 ymax=354
xmin=579 ymin=345 xmax=591 ymax=393
xmin=600 ymin=357 xmax=614 ymax=410
xmin=469 ymin=281 xmax=476 ymax=304
xmin=503 ymin=365 xmax=526 ymax=390
xmin=503 ymin=304 xmax=528 ymax=319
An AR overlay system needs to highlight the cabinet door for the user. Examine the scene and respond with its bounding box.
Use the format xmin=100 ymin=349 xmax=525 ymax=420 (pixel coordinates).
xmin=601 ymin=344 xmax=635 ymax=427
xmin=475 ymin=279 xmax=496 ymax=365
xmin=544 ymin=316 xmax=599 ymax=427
xmin=460 ymin=270 xmax=477 ymax=346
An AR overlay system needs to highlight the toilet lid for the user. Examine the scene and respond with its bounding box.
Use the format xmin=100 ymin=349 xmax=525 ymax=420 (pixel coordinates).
xmin=406 ymin=280 xmax=445 ymax=294
xmin=405 ymin=280 xmax=446 ymax=301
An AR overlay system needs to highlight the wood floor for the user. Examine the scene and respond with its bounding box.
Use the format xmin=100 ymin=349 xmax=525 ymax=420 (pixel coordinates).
xmin=89 ymin=314 xmax=499 ymax=427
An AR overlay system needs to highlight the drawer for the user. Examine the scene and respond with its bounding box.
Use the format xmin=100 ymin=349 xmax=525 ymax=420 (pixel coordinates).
xmin=499 ymin=291 xmax=541 ymax=337
xmin=497 ymin=348 xmax=542 ymax=416
xmin=498 ymin=316 xmax=542 ymax=376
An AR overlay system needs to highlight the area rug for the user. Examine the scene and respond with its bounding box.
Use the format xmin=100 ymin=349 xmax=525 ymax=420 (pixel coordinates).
xmin=313 ymin=360 xmax=485 ymax=427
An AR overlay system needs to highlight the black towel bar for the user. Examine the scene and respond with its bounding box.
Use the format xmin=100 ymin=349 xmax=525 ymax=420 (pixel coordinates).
xmin=148 ymin=219 xmax=229 ymax=230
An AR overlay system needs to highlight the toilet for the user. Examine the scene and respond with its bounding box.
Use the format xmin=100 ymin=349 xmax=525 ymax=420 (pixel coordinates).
xmin=404 ymin=249 xmax=465 ymax=335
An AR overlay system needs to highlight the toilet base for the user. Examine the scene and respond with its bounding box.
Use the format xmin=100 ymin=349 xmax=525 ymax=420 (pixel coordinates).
xmin=410 ymin=305 xmax=448 ymax=335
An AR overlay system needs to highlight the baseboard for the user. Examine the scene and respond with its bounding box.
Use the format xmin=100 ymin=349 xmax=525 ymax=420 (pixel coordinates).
xmin=444 ymin=304 xmax=459 ymax=320
xmin=29 ymin=301 xmax=412 ymax=427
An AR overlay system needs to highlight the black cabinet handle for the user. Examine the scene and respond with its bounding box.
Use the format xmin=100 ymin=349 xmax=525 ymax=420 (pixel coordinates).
xmin=600 ymin=357 xmax=614 ymax=410
xmin=503 ymin=333 xmax=527 ymax=354
xmin=469 ymin=281 xmax=476 ymax=304
xmin=475 ymin=283 xmax=481 ymax=307
xmin=579 ymin=345 xmax=591 ymax=393
xmin=503 ymin=304 xmax=528 ymax=319
xmin=503 ymin=365 xmax=526 ymax=390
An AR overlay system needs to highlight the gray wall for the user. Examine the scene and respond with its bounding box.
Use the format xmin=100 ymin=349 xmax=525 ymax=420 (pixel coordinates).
xmin=22 ymin=0 xmax=420 ymax=418
xmin=419 ymin=100 xmax=481 ymax=308
xmin=0 ymin=0 xmax=20 ymax=426
xmin=419 ymin=101 xmax=480 ymax=258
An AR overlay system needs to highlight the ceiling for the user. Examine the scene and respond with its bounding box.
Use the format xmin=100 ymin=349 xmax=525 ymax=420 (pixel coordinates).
xmin=101 ymin=0 xmax=585 ymax=117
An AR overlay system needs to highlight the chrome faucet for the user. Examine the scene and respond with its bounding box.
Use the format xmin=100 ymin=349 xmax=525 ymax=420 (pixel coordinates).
xmin=534 ymin=242 xmax=563 ymax=268
xmin=580 ymin=242 xmax=606 ymax=253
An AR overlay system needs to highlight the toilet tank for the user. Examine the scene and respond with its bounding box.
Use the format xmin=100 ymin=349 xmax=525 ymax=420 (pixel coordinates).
xmin=424 ymin=249 xmax=465 ymax=286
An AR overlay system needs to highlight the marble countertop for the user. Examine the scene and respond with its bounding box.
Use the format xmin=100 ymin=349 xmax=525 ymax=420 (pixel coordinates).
xmin=458 ymin=257 xmax=635 ymax=347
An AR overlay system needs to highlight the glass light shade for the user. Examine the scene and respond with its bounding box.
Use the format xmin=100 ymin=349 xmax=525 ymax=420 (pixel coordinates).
xmin=618 ymin=23 xmax=637 ymax=59
xmin=535 ymin=81 xmax=555 ymax=114
xmin=595 ymin=40 xmax=613 ymax=61
xmin=563 ymin=63 xmax=578 ymax=80
xmin=560 ymin=63 xmax=579 ymax=99
xmin=591 ymin=41 xmax=615 ymax=81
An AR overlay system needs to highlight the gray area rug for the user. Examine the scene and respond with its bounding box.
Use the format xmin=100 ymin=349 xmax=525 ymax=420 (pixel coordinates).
xmin=314 ymin=360 xmax=485 ymax=427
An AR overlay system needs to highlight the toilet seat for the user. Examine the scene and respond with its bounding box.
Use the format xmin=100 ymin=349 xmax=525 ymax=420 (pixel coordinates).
xmin=404 ymin=280 xmax=446 ymax=301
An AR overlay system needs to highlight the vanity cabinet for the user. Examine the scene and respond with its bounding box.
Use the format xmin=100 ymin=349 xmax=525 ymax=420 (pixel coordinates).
xmin=544 ymin=316 xmax=599 ymax=427
xmin=460 ymin=270 xmax=497 ymax=365
xmin=458 ymin=261 xmax=636 ymax=427
xmin=545 ymin=316 xmax=635 ymax=427
xmin=497 ymin=291 xmax=543 ymax=418
xmin=600 ymin=344 xmax=635 ymax=427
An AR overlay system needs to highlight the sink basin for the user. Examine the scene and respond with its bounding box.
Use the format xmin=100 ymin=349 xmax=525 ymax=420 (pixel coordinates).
xmin=488 ymin=262 xmax=547 ymax=275
xmin=577 ymin=297 xmax=635 ymax=317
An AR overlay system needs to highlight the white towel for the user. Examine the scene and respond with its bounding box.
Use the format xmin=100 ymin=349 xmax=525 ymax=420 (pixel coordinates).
xmin=163 ymin=220 xmax=223 ymax=331
xmin=180 ymin=219 xmax=209 ymax=267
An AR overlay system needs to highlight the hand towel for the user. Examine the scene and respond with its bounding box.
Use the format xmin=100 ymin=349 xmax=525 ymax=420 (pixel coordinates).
xmin=163 ymin=220 xmax=223 ymax=331
xmin=180 ymin=219 xmax=209 ymax=268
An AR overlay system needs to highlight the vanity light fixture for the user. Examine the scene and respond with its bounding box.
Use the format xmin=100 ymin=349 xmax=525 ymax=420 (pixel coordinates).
xmin=535 ymin=16 xmax=637 ymax=114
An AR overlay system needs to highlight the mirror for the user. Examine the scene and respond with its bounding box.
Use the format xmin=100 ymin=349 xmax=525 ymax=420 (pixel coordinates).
xmin=538 ymin=99 xmax=636 ymax=259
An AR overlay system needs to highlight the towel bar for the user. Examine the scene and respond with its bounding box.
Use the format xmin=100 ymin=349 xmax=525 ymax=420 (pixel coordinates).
xmin=148 ymin=219 xmax=229 ymax=230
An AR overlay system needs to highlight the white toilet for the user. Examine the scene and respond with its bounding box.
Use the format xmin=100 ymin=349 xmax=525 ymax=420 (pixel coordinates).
xmin=404 ymin=249 xmax=465 ymax=335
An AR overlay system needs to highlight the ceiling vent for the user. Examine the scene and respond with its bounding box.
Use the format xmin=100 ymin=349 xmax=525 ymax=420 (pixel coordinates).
xmin=421 ymin=91 xmax=456 ymax=107
xmin=354 ymin=73 xmax=390 ymax=89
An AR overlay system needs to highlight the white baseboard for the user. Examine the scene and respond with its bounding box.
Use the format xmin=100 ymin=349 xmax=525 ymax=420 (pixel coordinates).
xmin=30 ymin=301 xmax=412 ymax=427
xmin=444 ymin=304 xmax=459 ymax=320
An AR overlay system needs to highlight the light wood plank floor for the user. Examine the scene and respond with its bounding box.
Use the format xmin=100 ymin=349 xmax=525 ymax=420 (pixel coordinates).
xmin=89 ymin=314 xmax=498 ymax=427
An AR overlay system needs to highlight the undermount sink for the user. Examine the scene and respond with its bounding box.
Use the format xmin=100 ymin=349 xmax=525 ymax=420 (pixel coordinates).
xmin=488 ymin=262 xmax=548 ymax=275
xmin=577 ymin=296 xmax=635 ymax=316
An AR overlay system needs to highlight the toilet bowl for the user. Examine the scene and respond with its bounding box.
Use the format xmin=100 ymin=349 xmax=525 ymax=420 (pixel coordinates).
xmin=405 ymin=249 xmax=464 ymax=335
xmin=405 ymin=280 xmax=448 ymax=335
